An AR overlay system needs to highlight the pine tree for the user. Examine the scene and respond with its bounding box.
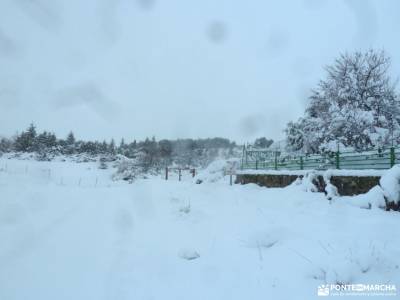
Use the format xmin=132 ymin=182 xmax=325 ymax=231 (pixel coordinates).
xmin=254 ymin=137 xmax=274 ymax=148
xmin=118 ymin=138 xmax=125 ymax=154
xmin=14 ymin=123 xmax=37 ymax=152
xmin=109 ymin=139 xmax=116 ymax=155
xmin=66 ymin=132 xmax=76 ymax=145
xmin=63 ymin=131 xmax=76 ymax=155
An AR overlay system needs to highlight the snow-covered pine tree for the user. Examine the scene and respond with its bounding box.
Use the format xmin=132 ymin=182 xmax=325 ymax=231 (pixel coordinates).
xmin=64 ymin=131 xmax=76 ymax=155
xmin=14 ymin=123 xmax=37 ymax=152
xmin=118 ymin=138 xmax=125 ymax=155
xmin=254 ymin=137 xmax=274 ymax=149
xmin=66 ymin=131 xmax=75 ymax=145
xmin=0 ymin=137 xmax=13 ymax=153
xmin=108 ymin=139 xmax=116 ymax=155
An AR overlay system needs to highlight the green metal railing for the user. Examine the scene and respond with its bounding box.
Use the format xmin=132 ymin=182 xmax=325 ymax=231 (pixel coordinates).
xmin=241 ymin=146 xmax=399 ymax=171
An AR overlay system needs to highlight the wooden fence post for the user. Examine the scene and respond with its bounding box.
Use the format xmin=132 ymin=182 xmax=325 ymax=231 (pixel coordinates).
xmin=165 ymin=167 xmax=168 ymax=180
xmin=178 ymin=168 xmax=182 ymax=181
xmin=241 ymin=145 xmax=245 ymax=170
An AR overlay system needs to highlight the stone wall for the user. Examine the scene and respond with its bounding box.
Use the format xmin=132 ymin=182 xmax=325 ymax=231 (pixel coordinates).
xmin=235 ymin=174 xmax=299 ymax=188
xmin=236 ymin=173 xmax=381 ymax=196
xmin=329 ymin=176 xmax=380 ymax=196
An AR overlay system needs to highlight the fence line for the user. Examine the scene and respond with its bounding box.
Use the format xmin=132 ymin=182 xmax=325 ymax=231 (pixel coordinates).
xmin=0 ymin=165 xmax=111 ymax=188
xmin=164 ymin=167 xmax=196 ymax=181
xmin=241 ymin=146 xmax=399 ymax=171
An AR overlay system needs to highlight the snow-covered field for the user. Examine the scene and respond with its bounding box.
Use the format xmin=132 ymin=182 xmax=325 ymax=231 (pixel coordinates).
xmin=1 ymin=158 xmax=400 ymax=300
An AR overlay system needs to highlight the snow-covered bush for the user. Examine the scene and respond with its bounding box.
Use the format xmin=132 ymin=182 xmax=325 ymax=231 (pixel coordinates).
xmin=380 ymin=165 xmax=400 ymax=204
xmin=325 ymin=182 xmax=338 ymax=200
xmin=70 ymin=154 xmax=97 ymax=163
xmin=379 ymin=165 xmax=400 ymax=210
xmin=98 ymin=157 xmax=108 ymax=169
xmin=311 ymin=241 xmax=395 ymax=286
xmin=112 ymin=155 xmax=161 ymax=182
xmin=323 ymin=171 xmax=338 ymax=200
xmin=178 ymin=249 xmax=200 ymax=260
xmin=112 ymin=157 xmax=142 ymax=182
xmin=179 ymin=203 xmax=191 ymax=214
xmin=194 ymin=158 xmax=239 ymax=184
xmin=300 ymin=172 xmax=319 ymax=192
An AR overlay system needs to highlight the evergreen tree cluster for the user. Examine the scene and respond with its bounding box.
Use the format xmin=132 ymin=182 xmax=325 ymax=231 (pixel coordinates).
xmin=253 ymin=137 xmax=274 ymax=149
xmin=0 ymin=124 xmax=236 ymax=166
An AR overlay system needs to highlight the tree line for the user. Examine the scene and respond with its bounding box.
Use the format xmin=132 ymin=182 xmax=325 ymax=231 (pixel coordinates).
xmin=0 ymin=124 xmax=238 ymax=167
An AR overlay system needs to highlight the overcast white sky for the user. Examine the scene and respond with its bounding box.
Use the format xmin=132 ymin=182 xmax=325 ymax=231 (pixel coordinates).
xmin=0 ymin=0 xmax=399 ymax=143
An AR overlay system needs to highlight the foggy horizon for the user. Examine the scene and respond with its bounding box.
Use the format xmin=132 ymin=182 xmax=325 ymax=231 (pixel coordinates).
xmin=1 ymin=0 xmax=400 ymax=143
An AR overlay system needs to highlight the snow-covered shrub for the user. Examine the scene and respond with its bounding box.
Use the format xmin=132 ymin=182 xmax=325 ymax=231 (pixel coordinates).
xmin=301 ymin=172 xmax=319 ymax=192
xmin=194 ymin=158 xmax=239 ymax=184
xmin=112 ymin=155 xmax=161 ymax=182
xmin=112 ymin=157 xmax=141 ymax=182
xmin=325 ymin=182 xmax=338 ymax=200
xmin=178 ymin=249 xmax=200 ymax=260
xmin=34 ymin=151 xmax=52 ymax=161
xmin=323 ymin=171 xmax=338 ymax=200
xmin=98 ymin=157 xmax=108 ymax=169
xmin=380 ymin=165 xmax=400 ymax=204
xmin=73 ymin=154 xmax=97 ymax=163
xmin=310 ymin=241 xmax=395 ymax=286
xmin=179 ymin=203 xmax=191 ymax=214
xmin=379 ymin=165 xmax=400 ymax=210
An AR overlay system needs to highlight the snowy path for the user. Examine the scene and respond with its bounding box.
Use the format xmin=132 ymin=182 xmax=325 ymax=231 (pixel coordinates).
xmin=1 ymin=160 xmax=400 ymax=299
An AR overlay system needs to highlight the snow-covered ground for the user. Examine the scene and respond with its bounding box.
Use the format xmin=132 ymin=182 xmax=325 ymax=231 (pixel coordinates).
xmin=1 ymin=158 xmax=400 ymax=299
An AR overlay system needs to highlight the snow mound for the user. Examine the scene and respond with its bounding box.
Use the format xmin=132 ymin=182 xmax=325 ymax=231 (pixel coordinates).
xmin=194 ymin=158 xmax=238 ymax=183
xmin=310 ymin=240 xmax=395 ymax=286
xmin=178 ymin=249 xmax=200 ymax=260
xmin=242 ymin=231 xmax=279 ymax=249
xmin=344 ymin=186 xmax=386 ymax=209
xmin=380 ymin=165 xmax=400 ymax=204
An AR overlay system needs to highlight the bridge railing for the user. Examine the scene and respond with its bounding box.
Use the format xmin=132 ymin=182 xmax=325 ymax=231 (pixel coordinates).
xmin=241 ymin=146 xmax=399 ymax=171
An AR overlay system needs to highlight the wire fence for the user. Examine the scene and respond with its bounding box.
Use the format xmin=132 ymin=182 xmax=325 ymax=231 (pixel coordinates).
xmin=241 ymin=146 xmax=399 ymax=171
xmin=0 ymin=163 xmax=115 ymax=188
